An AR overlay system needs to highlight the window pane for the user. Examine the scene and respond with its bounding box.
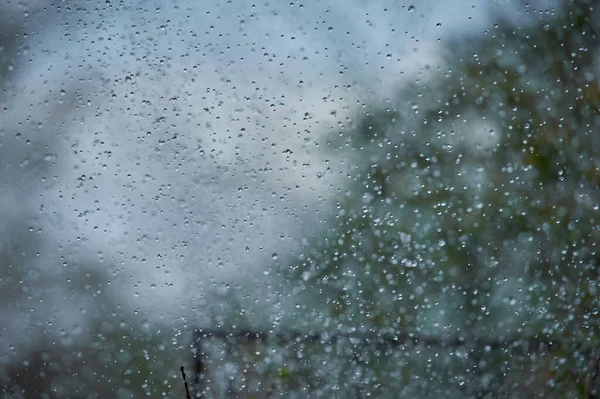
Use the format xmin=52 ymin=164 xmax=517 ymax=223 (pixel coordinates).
xmin=1 ymin=1 xmax=598 ymax=397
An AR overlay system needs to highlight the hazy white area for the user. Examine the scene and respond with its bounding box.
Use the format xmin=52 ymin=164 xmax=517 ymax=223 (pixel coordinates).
xmin=0 ymin=0 xmax=501 ymax=360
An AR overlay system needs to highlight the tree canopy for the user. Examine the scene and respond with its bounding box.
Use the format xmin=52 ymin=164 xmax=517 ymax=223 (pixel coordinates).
xmin=283 ymin=1 xmax=600 ymax=396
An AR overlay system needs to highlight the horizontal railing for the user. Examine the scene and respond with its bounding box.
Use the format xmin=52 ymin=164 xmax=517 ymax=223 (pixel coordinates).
xmin=188 ymin=328 xmax=599 ymax=398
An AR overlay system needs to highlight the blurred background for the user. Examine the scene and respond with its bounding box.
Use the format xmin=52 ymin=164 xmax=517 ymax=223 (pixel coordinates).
xmin=0 ymin=0 xmax=599 ymax=397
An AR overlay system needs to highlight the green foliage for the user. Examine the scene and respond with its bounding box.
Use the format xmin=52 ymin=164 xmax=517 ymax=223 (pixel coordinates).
xmin=283 ymin=0 xmax=600 ymax=395
xmin=3 ymin=319 xmax=180 ymax=398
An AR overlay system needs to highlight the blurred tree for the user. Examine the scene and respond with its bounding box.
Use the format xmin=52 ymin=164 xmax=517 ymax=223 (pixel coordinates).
xmin=283 ymin=0 xmax=600 ymax=397
xmin=2 ymin=303 xmax=181 ymax=398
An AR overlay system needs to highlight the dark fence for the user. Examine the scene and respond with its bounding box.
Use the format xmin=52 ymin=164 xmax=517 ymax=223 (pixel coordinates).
xmin=189 ymin=329 xmax=599 ymax=398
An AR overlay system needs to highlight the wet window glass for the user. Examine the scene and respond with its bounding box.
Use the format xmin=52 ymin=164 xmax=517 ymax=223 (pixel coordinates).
xmin=1 ymin=0 xmax=599 ymax=397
